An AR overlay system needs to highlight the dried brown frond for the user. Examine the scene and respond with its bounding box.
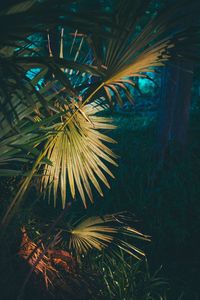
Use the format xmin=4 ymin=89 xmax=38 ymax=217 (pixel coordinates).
xmin=18 ymin=227 xmax=75 ymax=288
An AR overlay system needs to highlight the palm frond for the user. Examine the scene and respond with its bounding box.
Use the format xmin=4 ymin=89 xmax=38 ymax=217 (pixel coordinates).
xmin=40 ymin=102 xmax=117 ymax=208
xmin=0 ymin=0 xmax=113 ymax=128
xmin=81 ymin=0 xmax=200 ymax=107
xmin=68 ymin=212 xmax=150 ymax=260
xmin=18 ymin=226 xmax=59 ymax=288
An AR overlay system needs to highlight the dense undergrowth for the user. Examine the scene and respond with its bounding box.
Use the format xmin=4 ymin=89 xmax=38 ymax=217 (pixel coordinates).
xmin=1 ymin=108 xmax=200 ymax=299
xmin=98 ymin=110 xmax=200 ymax=299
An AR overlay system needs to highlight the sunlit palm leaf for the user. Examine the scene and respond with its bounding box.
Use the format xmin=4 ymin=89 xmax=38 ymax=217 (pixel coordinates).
xmin=41 ymin=103 xmax=118 ymax=208
xmin=68 ymin=212 xmax=150 ymax=260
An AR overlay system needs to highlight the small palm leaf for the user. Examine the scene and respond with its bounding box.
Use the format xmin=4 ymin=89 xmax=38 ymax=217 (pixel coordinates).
xmin=41 ymin=102 xmax=118 ymax=208
xmin=68 ymin=212 xmax=150 ymax=260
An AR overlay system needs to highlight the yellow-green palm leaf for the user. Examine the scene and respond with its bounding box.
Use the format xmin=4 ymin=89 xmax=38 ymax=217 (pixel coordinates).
xmin=68 ymin=212 xmax=150 ymax=260
xmin=41 ymin=103 xmax=118 ymax=208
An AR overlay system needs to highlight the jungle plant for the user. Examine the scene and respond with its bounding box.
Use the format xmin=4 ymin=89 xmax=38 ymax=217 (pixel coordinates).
xmin=0 ymin=0 xmax=200 ymax=298
xmin=0 ymin=0 xmax=200 ymax=224
xmin=17 ymin=211 xmax=149 ymax=299
xmin=85 ymin=252 xmax=168 ymax=300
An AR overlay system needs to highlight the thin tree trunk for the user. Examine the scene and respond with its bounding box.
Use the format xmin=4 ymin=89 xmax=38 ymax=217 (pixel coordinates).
xmin=156 ymin=59 xmax=194 ymax=163
xmin=155 ymin=63 xmax=178 ymax=162
xmin=170 ymin=59 xmax=194 ymax=152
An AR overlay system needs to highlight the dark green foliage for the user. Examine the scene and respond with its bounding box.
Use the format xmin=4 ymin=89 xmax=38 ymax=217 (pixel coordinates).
xmin=90 ymin=110 xmax=200 ymax=299
xmin=85 ymin=253 xmax=168 ymax=299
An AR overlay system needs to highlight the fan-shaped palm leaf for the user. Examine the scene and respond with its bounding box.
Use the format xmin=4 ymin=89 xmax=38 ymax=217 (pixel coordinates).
xmin=68 ymin=212 xmax=150 ymax=260
xmin=40 ymin=102 xmax=118 ymax=208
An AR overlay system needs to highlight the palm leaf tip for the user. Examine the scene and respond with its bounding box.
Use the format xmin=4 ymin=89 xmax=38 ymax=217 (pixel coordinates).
xmin=40 ymin=103 xmax=117 ymax=208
